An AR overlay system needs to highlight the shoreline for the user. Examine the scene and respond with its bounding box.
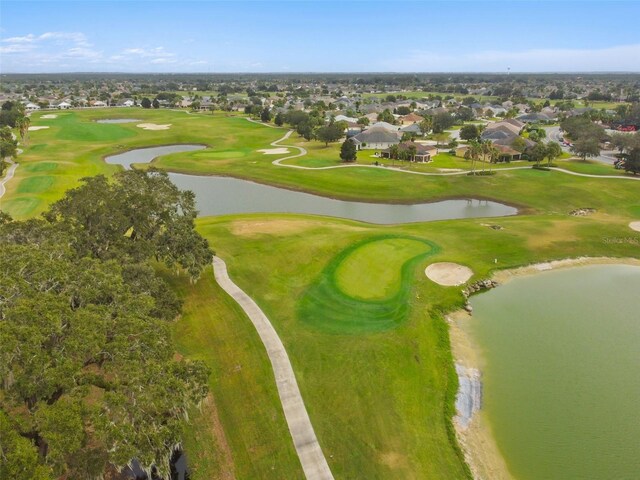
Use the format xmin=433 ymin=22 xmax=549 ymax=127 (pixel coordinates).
xmin=448 ymin=256 xmax=640 ymax=480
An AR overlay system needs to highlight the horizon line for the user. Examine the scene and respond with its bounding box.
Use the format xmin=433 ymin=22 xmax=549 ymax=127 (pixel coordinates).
xmin=2 ymin=71 xmax=640 ymax=75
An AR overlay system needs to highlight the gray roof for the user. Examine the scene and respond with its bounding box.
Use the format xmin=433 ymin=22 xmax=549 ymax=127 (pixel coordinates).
xmin=400 ymin=123 xmax=422 ymax=134
xmin=352 ymin=126 xmax=401 ymax=144
xmin=481 ymin=129 xmax=514 ymax=141
xmin=516 ymin=113 xmax=552 ymax=122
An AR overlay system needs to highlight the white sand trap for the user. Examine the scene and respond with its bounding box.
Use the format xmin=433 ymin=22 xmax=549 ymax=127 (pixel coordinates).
xmin=425 ymin=262 xmax=473 ymax=286
xmin=136 ymin=123 xmax=172 ymax=131
xmin=28 ymin=126 xmax=49 ymax=131
xmin=258 ymin=147 xmax=290 ymax=155
xmin=630 ymin=221 xmax=640 ymax=232
xmin=41 ymin=114 xmax=58 ymax=119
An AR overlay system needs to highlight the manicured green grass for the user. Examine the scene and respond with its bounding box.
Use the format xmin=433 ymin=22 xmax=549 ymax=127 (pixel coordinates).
xmin=1 ymin=109 xmax=283 ymax=219
xmin=5 ymin=107 xmax=640 ymax=480
xmin=555 ymin=158 xmax=624 ymax=176
xmin=164 ymin=266 xmax=304 ymax=480
xmin=189 ymin=205 xmax=640 ymax=479
xmin=299 ymin=235 xmax=438 ymax=334
xmin=335 ymin=237 xmax=432 ymax=300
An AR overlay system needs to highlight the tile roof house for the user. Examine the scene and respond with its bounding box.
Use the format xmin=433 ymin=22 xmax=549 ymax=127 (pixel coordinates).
xmin=516 ymin=112 xmax=553 ymax=123
xmin=369 ymin=121 xmax=400 ymax=132
xmin=400 ymin=123 xmax=422 ymax=135
xmin=380 ymin=141 xmax=436 ymax=162
xmin=350 ymin=126 xmax=402 ymax=150
xmin=399 ymin=112 xmax=424 ymax=125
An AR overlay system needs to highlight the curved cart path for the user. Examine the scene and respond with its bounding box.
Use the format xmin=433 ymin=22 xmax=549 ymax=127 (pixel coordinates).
xmin=250 ymin=121 xmax=640 ymax=181
xmin=212 ymin=256 xmax=334 ymax=480
xmin=0 ymin=160 xmax=18 ymax=199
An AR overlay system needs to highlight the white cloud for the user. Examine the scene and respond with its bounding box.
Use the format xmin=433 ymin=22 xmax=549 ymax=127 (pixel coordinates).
xmin=2 ymin=34 xmax=37 ymax=44
xmin=0 ymin=31 xmax=102 ymax=67
xmin=120 ymin=47 xmax=175 ymax=60
xmin=384 ymin=44 xmax=640 ymax=72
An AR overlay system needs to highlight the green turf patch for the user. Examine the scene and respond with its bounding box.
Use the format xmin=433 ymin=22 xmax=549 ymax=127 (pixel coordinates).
xmin=22 ymin=162 xmax=58 ymax=173
xmin=298 ymin=235 xmax=440 ymax=334
xmin=336 ymin=238 xmax=432 ymax=300
xmin=55 ymin=113 xmax=135 ymax=142
xmin=200 ymin=150 xmax=246 ymax=159
xmin=0 ymin=197 xmax=41 ymax=217
xmin=17 ymin=176 xmax=54 ymax=194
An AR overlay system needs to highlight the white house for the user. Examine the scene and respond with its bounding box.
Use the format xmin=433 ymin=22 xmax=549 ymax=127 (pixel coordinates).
xmin=350 ymin=126 xmax=401 ymax=150
xmin=92 ymin=100 xmax=108 ymax=108
xmin=57 ymin=101 xmax=72 ymax=109
xmin=123 ymin=99 xmax=135 ymax=107
xmin=25 ymin=103 xmax=40 ymax=111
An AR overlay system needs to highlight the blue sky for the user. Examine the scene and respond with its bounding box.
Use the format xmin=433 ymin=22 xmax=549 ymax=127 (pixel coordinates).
xmin=1 ymin=1 xmax=639 ymax=73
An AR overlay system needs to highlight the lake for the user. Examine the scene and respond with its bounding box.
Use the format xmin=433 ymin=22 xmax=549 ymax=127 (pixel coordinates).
xmin=105 ymin=144 xmax=518 ymax=223
xmin=469 ymin=265 xmax=640 ymax=480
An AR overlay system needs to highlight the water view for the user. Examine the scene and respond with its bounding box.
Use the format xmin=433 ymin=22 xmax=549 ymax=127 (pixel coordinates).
xmin=106 ymin=145 xmax=518 ymax=222
xmin=469 ymin=265 xmax=640 ymax=480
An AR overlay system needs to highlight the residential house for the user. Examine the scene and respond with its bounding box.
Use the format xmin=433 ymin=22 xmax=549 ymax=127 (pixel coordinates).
xmin=24 ymin=102 xmax=40 ymax=111
xmin=57 ymin=101 xmax=72 ymax=109
xmin=516 ymin=112 xmax=553 ymax=123
xmin=399 ymin=112 xmax=424 ymax=125
xmin=380 ymin=141 xmax=436 ymax=162
xmin=350 ymin=125 xmax=401 ymax=150
xmin=369 ymin=121 xmax=400 ymax=132
xmin=400 ymin=123 xmax=422 ymax=135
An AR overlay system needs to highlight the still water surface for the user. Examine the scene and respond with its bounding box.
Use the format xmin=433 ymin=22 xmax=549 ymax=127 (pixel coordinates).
xmin=469 ymin=265 xmax=640 ymax=480
xmin=106 ymin=144 xmax=517 ymax=222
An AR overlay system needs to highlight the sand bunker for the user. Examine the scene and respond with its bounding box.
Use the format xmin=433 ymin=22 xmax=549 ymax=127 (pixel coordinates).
xmin=136 ymin=123 xmax=172 ymax=131
xmin=630 ymin=221 xmax=640 ymax=232
xmin=28 ymin=126 xmax=50 ymax=131
xmin=41 ymin=114 xmax=58 ymax=119
xmin=425 ymin=262 xmax=473 ymax=286
xmin=258 ymin=147 xmax=290 ymax=155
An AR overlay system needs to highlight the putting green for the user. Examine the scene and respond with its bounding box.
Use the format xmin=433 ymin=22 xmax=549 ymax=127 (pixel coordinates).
xmin=16 ymin=176 xmax=55 ymax=194
xmin=336 ymin=238 xmax=432 ymax=300
xmin=0 ymin=197 xmax=41 ymax=217
xmin=298 ymin=235 xmax=439 ymax=333
xmin=22 ymin=162 xmax=58 ymax=173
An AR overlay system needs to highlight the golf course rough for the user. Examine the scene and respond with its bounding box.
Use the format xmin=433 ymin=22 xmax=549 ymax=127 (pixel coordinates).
xmin=298 ymin=235 xmax=441 ymax=334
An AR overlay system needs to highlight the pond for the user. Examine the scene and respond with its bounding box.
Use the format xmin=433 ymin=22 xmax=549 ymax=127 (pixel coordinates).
xmin=105 ymin=145 xmax=518 ymax=223
xmin=96 ymin=118 xmax=142 ymax=124
xmin=468 ymin=265 xmax=640 ymax=480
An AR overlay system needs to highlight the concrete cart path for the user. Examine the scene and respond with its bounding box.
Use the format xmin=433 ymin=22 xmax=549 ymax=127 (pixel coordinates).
xmin=0 ymin=160 xmax=18 ymax=199
xmin=212 ymin=256 xmax=334 ymax=480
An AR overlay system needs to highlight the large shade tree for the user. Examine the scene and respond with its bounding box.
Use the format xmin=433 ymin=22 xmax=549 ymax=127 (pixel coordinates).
xmin=0 ymin=170 xmax=213 ymax=478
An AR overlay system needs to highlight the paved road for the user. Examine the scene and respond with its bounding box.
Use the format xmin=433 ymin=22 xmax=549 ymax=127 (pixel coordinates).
xmin=212 ymin=256 xmax=334 ymax=480
xmin=543 ymin=126 xmax=619 ymax=164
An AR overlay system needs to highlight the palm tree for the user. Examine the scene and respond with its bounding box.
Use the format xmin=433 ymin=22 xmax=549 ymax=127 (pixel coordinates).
xmin=388 ymin=144 xmax=399 ymax=166
xmin=480 ymin=140 xmax=495 ymax=174
xmin=16 ymin=116 xmax=31 ymax=146
xmin=468 ymin=140 xmax=482 ymax=175
xmin=408 ymin=144 xmax=417 ymax=162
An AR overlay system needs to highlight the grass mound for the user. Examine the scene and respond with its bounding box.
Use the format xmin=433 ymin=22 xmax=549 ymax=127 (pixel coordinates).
xmin=298 ymin=235 xmax=440 ymax=333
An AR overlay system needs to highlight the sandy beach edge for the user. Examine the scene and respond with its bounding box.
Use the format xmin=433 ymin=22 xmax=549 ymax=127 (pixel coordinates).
xmin=447 ymin=256 xmax=640 ymax=480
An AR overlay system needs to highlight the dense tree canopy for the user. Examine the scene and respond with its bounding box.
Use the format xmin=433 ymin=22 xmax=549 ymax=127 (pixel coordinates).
xmin=0 ymin=170 xmax=212 ymax=478
xmin=340 ymin=138 xmax=357 ymax=162
xmin=432 ymin=112 xmax=455 ymax=133
xmin=44 ymin=169 xmax=212 ymax=279
xmin=459 ymin=124 xmax=480 ymax=141
xmin=315 ymin=123 xmax=343 ymax=146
